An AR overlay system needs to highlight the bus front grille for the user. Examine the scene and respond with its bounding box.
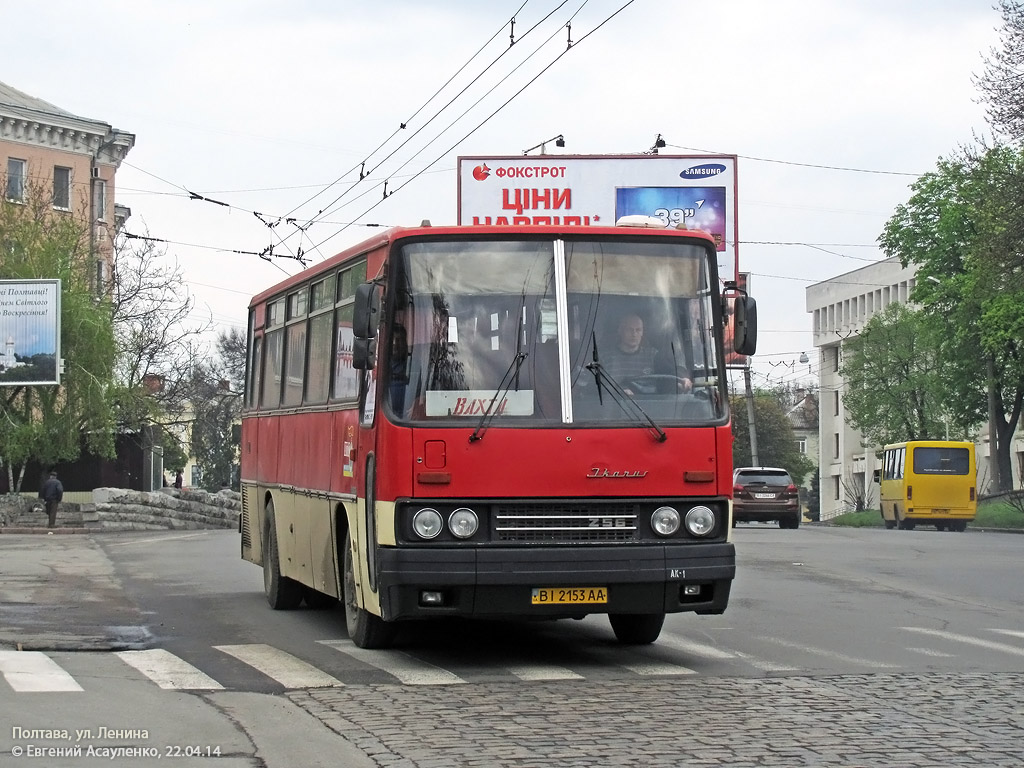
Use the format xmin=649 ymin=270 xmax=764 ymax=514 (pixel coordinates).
xmin=493 ymin=503 xmax=638 ymax=543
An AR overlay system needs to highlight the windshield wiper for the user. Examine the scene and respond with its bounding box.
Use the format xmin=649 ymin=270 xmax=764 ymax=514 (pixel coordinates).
xmin=469 ymin=351 xmax=528 ymax=442
xmin=587 ymin=333 xmax=666 ymax=442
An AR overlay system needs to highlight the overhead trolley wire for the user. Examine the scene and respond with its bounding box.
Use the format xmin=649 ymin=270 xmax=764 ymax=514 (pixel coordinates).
xmin=308 ymin=0 xmax=636 ymax=255
xmin=295 ymin=1 xmax=570 ymax=234
xmin=282 ymin=1 xmax=537 ymax=228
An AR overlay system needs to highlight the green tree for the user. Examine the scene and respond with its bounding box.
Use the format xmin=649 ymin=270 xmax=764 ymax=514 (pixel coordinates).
xmin=879 ymin=144 xmax=1024 ymax=490
xmin=730 ymin=391 xmax=813 ymax=484
xmin=839 ymin=303 xmax=964 ymax=446
xmin=0 ymin=184 xmax=118 ymax=491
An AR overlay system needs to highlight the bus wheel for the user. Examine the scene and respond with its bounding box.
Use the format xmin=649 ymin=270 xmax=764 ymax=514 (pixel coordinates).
xmin=953 ymin=521 xmax=968 ymax=532
xmin=264 ymin=501 xmax=303 ymax=610
xmin=609 ymin=613 xmax=665 ymax=645
xmin=343 ymin=530 xmax=397 ymax=649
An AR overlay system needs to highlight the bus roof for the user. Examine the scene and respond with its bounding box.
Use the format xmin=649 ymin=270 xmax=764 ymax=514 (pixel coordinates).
xmin=881 ymin=440 xmax=975 ymax=450
xmin=248 ymin=223 xmax=718 ymax=308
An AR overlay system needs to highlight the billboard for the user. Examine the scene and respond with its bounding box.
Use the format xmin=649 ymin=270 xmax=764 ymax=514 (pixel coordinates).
xmin=0 ymin=279 xmax=61 ymax=386
xmin=457 ymin=154 xmax=739 ymax=283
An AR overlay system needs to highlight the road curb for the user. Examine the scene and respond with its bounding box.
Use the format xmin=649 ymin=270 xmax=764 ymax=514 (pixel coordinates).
xmin=0 ymin=527 xmax=93 ymax=534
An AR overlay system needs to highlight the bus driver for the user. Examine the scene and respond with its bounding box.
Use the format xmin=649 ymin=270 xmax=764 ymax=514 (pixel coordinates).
xmin=601 ymin=313 xmax=692 ymax=395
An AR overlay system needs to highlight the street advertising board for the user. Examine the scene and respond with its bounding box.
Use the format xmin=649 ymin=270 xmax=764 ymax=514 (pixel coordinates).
xmin=457 ymin=154 xmax=739 ymax=283
xmin=0 ymin=279 xmax=61 ymax=386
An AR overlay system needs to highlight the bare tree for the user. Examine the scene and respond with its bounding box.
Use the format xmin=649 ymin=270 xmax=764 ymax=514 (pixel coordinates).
xmin=108 ymin=230 xmax=212 ymax=443
xmin=187 ymin=329 xmax=245 ymax=490
xmin=975 ymin=1 xmax=1024 ymax=140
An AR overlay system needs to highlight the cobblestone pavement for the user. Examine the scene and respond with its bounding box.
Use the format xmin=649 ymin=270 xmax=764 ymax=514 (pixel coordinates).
xmin=290 ymin=671 xmax=1024 ymax=767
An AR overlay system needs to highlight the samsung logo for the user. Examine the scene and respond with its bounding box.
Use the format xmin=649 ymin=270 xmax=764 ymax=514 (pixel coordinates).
xmin=680 ymin=163 xmax=727 ymax=179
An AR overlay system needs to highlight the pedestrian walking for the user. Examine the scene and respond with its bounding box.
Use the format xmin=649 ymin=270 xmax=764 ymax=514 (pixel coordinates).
xmin=39 ymin=470 xmax=64 ymax=529
xmin=174 ymin=470 xmax=183 ymax=489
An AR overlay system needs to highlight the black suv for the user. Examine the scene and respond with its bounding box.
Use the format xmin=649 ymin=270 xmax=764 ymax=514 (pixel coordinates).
xmin=732 ymin=467 xmax=800 ymax=529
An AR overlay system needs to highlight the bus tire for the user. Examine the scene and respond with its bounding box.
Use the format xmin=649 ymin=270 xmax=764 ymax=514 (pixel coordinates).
xmin=264 ymin=502 xmax=303 ymax=610
xmin=343 ymin=530 xmax=397 ymax=649
xmin=609 ymin=613 xmax=665 ymax=645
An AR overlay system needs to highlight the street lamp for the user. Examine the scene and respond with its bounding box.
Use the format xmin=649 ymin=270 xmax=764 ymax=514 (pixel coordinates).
xmin=522 ymin=134 xmax=565 ymax=155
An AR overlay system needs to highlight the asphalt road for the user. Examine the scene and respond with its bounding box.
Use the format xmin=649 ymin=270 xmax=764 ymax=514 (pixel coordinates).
xmin=1 ymin=524 xmax=1023 ymax=767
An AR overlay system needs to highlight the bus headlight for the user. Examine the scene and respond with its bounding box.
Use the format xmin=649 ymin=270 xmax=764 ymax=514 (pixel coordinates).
xmin=684 ymin=506 xmax=716 ymax=536
xmin=412 ymin=508 xmax=443 ymax=539
xmin=651 ymin=506 xmax=681 ymax=536
xmin=448 ymin=507 xmax=479 ymax=539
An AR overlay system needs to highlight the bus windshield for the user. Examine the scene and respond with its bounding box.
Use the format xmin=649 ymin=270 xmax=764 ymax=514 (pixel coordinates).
xmin=386 ymin=236 xmax=725 ymax=426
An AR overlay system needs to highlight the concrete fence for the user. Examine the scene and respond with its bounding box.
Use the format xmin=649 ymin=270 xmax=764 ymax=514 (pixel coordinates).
xmin=0 ymin=487 xmax=241 ymax=532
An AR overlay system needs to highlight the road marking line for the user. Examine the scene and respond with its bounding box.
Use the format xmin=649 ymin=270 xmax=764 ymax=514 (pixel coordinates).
xmin=108 ymin=532 xmax=213 ymax=547
xmin=115 ymin=649 xmax=224 ymax=690
xmin=731 ymin=651 xmax=801 ymax=672
xmin=584 ymin=646 xmax=697 ymax=676
xmin=215 ymin=644 xmax=343 ymax=689
xmin=906 ymin=647 xmax=957 ymax=658
xmin=0 ymin=651 xmax=83 ymax=692
xmin=615 ymin=659 xmax=697 ymax=676
xmin=901 ymin=627 xmax=1024 ymax=657
xmin=990 ymin=629 xmax=1024 ymax=641
xmin=658 ymin=633 xmax=800 ymax=672
xmin=505 ymin=664 xmax=585 ymax=681
xmin=657 ymin=634 xmax=738 ymax=660
xmin=762 ymin=637 xmax=900 ymax=668
xmin=319 ymin=639 xmax=466 ymax=685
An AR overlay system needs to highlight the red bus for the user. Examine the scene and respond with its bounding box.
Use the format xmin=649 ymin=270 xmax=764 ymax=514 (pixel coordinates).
xmin=240 ymin=219 xmax=756 ymax=648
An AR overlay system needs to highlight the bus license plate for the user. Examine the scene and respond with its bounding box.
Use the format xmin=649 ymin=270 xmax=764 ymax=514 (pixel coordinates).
xmin=531 ymin=587 xmax=607 ymax=605
xmin=754 ymin=492 xmax=776 ymax=499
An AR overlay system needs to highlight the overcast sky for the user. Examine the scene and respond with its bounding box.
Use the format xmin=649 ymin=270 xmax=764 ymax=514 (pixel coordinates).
xmin=3 ymin=1 xmax=1000 ymax=387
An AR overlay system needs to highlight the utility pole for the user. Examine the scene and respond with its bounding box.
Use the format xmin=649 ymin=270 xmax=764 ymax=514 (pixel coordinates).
xmin=744 ymin=363 xmax=759 ymax=466
xmin=987 ymin=355 xmax=1001 ymax=491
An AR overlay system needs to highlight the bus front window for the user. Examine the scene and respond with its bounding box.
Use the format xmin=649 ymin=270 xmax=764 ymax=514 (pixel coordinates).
xmin=564 ymin=239 xmax=724 ymax=424
xmin=388 ymin=237 xmax=725 ymax=426
xmin=390 ymin=240 xmax=560 ymax=423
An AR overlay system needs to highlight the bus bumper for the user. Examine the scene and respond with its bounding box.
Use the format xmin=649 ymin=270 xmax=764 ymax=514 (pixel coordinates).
xmin=376 ymin=543 xmax=735 ymax=621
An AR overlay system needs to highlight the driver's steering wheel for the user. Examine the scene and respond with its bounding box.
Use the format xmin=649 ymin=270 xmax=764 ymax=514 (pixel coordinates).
xmin=624 ymin=374 xmax=693 ymax=394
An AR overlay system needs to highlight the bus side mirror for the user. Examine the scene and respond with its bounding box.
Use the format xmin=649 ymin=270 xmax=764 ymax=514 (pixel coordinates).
xmin=352 ymin=337 xmax=377 ymax=370
xmin=353 ymin=282 xmax=381 ymax=340
xmin=872 ymin=469 xmax=880 ymax=484
xmin=733 ymin=296 xmax=757 ymax=356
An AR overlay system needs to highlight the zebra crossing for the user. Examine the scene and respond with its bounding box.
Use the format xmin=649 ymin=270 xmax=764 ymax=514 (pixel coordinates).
xmin=2 ymin=625 xmax=1023 ymax=695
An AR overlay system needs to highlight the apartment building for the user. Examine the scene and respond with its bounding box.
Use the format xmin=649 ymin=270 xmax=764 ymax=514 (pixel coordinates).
xmin=805 ymin=256 xmax=919 ymax=519
xmin=1 ymin=80 xmax=134 ymax=288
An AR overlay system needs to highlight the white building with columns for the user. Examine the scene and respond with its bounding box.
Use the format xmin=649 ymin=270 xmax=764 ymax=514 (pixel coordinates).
xmin=805 ymin=257 xmax=919 ymax=519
